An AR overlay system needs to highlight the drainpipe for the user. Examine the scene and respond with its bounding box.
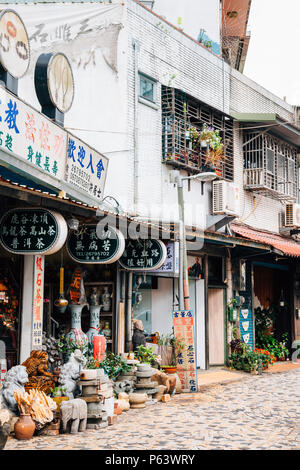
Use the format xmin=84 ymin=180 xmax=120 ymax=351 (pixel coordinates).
xmin=126 ymin=271 xmax=133 ymax=352
xmin=132 ymin=39 xmax=140 ymax=214
xmin=226 ymin=248 xmax=233 ymax=357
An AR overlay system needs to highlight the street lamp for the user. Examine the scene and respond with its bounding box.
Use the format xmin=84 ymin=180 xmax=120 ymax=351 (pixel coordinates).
xmin=175 ymin=171 xmax=217 ymax=310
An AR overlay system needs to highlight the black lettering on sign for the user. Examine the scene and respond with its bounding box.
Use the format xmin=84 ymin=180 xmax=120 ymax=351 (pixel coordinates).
xmin=16 ymin=41 xmax=28 ymax=60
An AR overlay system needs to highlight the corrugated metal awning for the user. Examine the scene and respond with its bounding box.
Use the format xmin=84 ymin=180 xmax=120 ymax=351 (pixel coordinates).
xmin=231 ymin=223 xmax=300 ymax=258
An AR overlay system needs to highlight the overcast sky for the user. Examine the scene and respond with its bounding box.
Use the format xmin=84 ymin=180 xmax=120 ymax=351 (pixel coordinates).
xmin=243 ymin=0 xmax=300 ymax=106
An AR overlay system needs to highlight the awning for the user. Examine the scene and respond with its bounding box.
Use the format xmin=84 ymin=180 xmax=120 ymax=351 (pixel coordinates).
xmin=231 ymin=223 xmax=300 ymax=258
xmin=231 ymin=112 xmax=300 ymax=147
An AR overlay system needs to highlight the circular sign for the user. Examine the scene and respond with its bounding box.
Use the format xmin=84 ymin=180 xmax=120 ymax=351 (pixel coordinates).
xmin=67 ymin=225 xmax=125 ymax=264
xmin=0 ymin=208 xmax=68 ymax=255
xmin=47 ymin=53 xmax=74 ymax=113
xmin=119 ymin=239 xmax=167 ymax=271
xmin=0 ymin=10 xmax=30 ymax=78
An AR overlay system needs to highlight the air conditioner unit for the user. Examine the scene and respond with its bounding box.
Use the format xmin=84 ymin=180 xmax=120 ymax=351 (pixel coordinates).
xmin=212 ymin=181 xmax=240 ymax=216
xmin=284 ymin=203 xmax=300 ymax=228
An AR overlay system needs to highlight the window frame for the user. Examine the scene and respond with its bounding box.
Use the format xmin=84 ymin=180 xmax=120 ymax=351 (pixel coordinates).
xmin=138 ymin=72 xmax=157 ymax=104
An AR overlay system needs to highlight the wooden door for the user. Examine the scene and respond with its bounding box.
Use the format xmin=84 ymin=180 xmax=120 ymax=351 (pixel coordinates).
xmin=208 ymin=288 xmax=225 ymax=365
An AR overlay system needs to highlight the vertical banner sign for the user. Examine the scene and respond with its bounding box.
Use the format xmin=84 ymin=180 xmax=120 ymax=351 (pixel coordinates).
xmin=32 ymin=255 xmax=45 ymax=350
xmin=173 ymin=310 xmax=198 ymax=392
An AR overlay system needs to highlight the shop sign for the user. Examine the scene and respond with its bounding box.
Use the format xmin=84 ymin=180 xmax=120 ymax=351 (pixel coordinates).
xmin=0 ymin=208 xmax=68 ymax=255
xmin=0 ymin=86 xmax=67 ymax=180
xmin=65 ymin=134 xmax=109 ymax=202
xmin=153 ymin=242 xmax=179 ymax=275
xmin=67 ymin=225 xmax=125 ymax=264
xmin=240 ymin=309 xmax=254 ymax=348
xmin=119 ymin=239 xmax=167 ymax=271
xmin=32 ymin=255 xmax=44 ymax=350
xmin=0 ymin=10 xmax=30 ymax=79
xmin=172 ymin=310 xmax=198 ymax=393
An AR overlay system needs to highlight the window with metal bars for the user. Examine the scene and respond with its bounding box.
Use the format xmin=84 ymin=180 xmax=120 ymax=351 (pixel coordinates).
xmin=243 ymin=131 xmax=298 ymax=201
xmin=161 ymin=85 xmax=234 ymax=181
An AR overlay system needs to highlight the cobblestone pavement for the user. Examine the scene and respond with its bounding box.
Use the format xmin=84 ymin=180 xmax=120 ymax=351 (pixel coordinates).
xmin=5 ymin=369 xmax=300 ymax=450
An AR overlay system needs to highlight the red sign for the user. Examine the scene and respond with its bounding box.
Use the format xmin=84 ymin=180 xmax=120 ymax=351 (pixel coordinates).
xmin=173 ymin=310 xmax=198 ymax=392
xmin=32 ymin=255 xmax=44 ymax=349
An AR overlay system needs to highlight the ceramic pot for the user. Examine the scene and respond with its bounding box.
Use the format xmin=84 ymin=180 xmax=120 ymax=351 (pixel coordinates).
xmin=114 ymin=402 xmax=122 ymax=415
xmin=14 ymin=414 xmax=35 ymax=440
xmin=161 ymin=366 xmax=177 ymax=374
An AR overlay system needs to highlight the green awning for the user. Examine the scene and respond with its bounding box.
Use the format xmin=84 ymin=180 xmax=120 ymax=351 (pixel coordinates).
xmin=231 ymin=112 xmax=300 ymax=147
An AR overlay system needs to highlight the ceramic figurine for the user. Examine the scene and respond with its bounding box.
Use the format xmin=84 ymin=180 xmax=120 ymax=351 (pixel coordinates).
xmin=60 ymin=398 xmax=87 ymax=434
xmin=101 ymin=286 xmax=111 ymax=312
xmin=58 ymin=350 xmax=85 ymax=399
xmin=0 ymin=366 xmax=28 ymax=414
xmin=102 ymin=321 xmax=111 ymax=339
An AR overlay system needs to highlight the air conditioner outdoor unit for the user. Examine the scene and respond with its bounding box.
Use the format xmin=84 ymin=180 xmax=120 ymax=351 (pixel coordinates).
xmin=212 ymin=180 xmax=240 ymax=216
xmin=284 ymin=203 xmax=300 ymax=228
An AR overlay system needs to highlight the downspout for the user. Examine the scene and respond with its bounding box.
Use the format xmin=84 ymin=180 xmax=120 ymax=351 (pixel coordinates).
xmin=126 ymin=271 xmax=133 ymax=352
xmin=132 ymin=39 xmax=140 ymax=214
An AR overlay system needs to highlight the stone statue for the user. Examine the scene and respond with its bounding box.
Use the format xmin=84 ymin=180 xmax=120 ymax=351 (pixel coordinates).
xmin=60 ymin=398 xmax=87 ymax=434
xmin=0 ymin=365 xmax=28 ymax=413
xmin=0 ymin=410 xmax=10 ymax=450
xmin=58 ymin=349 xmax=85 ymax=399
xmin=113 ymin=380 xmax=134 ymax=396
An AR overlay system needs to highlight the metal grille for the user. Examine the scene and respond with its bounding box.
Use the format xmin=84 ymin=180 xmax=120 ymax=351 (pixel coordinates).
xmin=161 ymin=86 xmax=234 ymax=181
xmin=243 ymin=131 xmax=297 ymax=202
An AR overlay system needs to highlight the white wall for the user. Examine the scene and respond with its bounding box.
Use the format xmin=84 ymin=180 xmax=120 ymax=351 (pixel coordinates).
xmin=152 ymin=277 xmax=174 ymax=335
xmin=153 ymin=0 xmax=221 ymax=45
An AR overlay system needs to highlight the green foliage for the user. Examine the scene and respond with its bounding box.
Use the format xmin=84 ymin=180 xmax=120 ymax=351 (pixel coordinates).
xmin=256 ymin=333 xmax=289 ymax=359
xmin=98 ymin=353 xmax=131 ymax=380
xmin=134 ymin=345 xmax=160 ymax=367
xmin=50 ymin=386 xmax=67 ymax=397
xmin=227 ymin=344 xmax=269 ymax=372
xmin=57 ymin=335 xmax=88 ymax=358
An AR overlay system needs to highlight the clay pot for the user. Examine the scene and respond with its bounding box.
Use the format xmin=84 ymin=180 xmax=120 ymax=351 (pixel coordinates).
xmin=114 ymin=402 xmax=122 ymax=415
xmin=161 ymin=366 xmax=177 ymax=374
xmin=14 ymin=414 xmax=35 ymax=440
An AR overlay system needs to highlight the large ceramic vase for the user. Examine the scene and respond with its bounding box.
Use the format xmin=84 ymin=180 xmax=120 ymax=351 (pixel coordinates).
xmin=14 ymin=414 xmax=35 ymax=440
xmin=86 ymin=305 xmax=102 ymax=356
xmin=66 ymin=304 xmax=88 ymax=350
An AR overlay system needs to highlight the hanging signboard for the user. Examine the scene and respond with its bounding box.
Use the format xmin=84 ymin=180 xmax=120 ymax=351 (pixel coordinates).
xmin=67 ymin=225 xmax=125 ymax=264
xmin=0 ymin=208 xmax=67 ymax=255
xmin=240 ymin=308 xmax=254 ymax=348
xmin=0 ymin=86 xmax=67 ymax=180
xmin=32 ymin=255 xmax=44 ymax=350
xmin=119 ymin=239 xmax=167 ymax=271
xmin=0 ymin=10 xmax=30 ymax=79
xmin=152 ymin=241 xmax=179 ymax=275
xmin=172 ymin=310 xmax=198 ymax=393
xmin=65 ymin=134 xmax=109 ymax=202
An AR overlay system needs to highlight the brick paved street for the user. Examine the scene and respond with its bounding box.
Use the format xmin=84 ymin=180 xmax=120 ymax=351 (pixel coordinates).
xmin=5 ymin=368 xmax=300 ymax=450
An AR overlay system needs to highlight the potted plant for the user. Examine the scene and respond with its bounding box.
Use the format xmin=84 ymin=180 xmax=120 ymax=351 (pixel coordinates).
xmin=158 ymin=334 xmax=185 ymax=374
xmin=134 ymin=345 xmax=161 ymax=368
xmin=98 ymin=352 xmax=131 ymax=380
xmin=189 ymin=124 xmax=225 ymax=174
xmin=50 ymin=386 xmax=69 ymax=412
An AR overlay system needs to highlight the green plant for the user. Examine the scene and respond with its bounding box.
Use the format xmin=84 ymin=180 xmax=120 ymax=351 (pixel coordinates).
xmin=50 ymin=386 xmax=67 ymax=398
xmin=57 ymin=335 xmax=88 ymax=358
xmin=85 ymin=357 xmax=101 ymax=369
xmin=256 ymin=333 xmax=289 ymax=360
xmin=134 ymin=345 xmax=160 ymax=368
xmin=98 ymin=353 xmax=131 ymax=380
xmin=157 ymin=334 xmax=186 ymax=366
xmin=227 ymin=343 xmax=271 ymax=372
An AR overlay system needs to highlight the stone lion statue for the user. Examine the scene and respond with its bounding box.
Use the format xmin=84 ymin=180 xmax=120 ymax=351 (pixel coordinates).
xmin=0 ymin=365 xmax=28 ymax=413
xmin=58 ymin=350 xmax=85 ymax=399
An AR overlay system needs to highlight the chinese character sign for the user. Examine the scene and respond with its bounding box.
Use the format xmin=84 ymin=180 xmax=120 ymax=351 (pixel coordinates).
xmin=119 ymin=239 xmax=167 ymax=271
xmin=173 ymin=310 xmax=198 ymax=393
xmin=67 ymin=225 xmax=125 ymax=264
xmin=153 ymin=242 xmax=179 ymax=274
xmin=32 ymin=255 xmax=44 ymax=350
xmin=65 ymin=134 xmax=109 ymax=201
xmin=0 ymin=87 xmax=67 ymax=180
xmin=0 ymin=208 xmax=68 ymax=255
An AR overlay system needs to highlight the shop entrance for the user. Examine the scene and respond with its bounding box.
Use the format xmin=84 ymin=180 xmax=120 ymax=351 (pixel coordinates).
xmin=253 ymin=263 xmax=292 ymax=347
